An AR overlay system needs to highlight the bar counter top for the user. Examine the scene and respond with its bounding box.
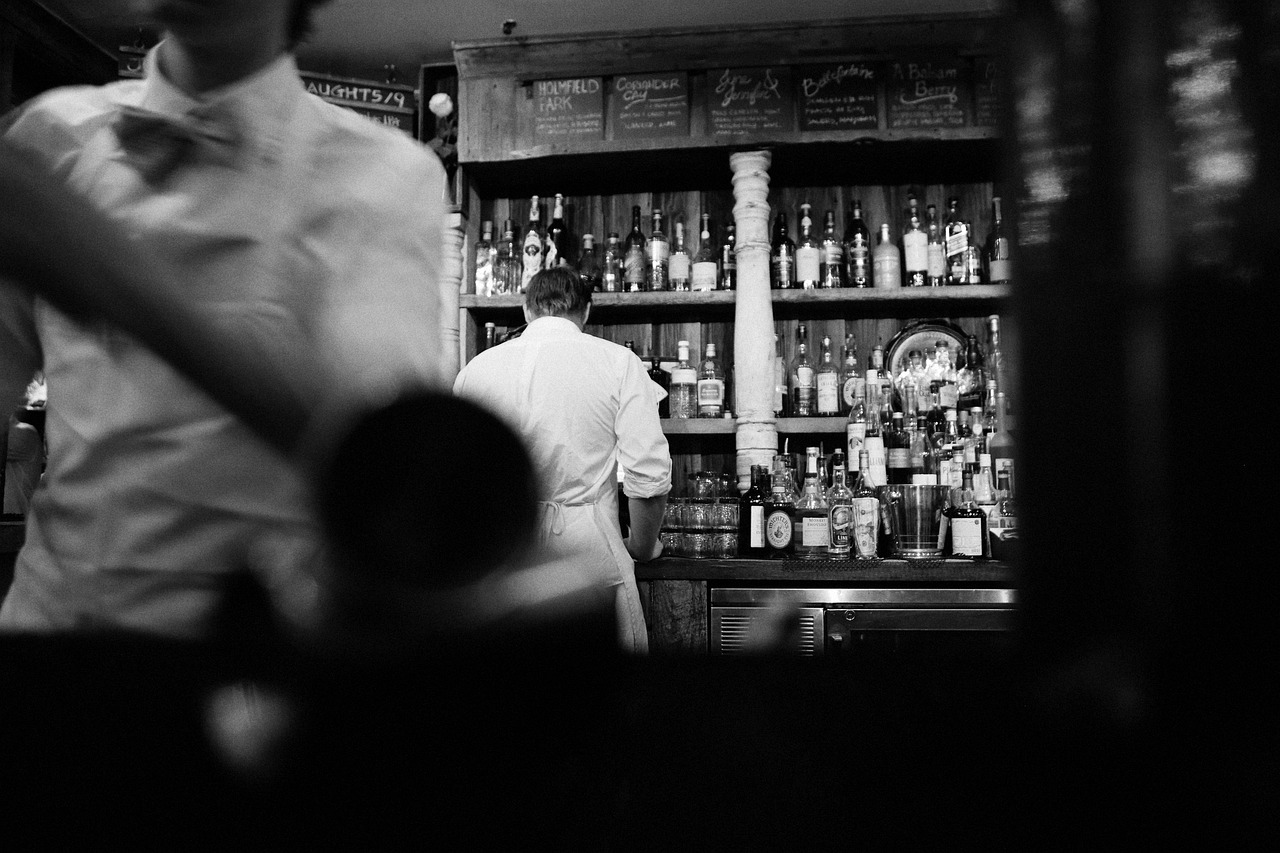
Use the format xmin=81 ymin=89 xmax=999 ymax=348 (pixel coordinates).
xmin=635 ymin=556 xmax=1018 ymax=586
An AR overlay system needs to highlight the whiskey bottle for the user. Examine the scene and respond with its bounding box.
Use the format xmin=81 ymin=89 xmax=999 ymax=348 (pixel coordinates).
xmin=577 ymin=233 xmax=601 ymax=291
xmin=947 ymin=470 xmax=990 ymax=559
xmin=691 ymin=213 xmax=718 ymax=292
xmin=738 ymin=464 xmax=771 ymax=559
xmin=820 ymin=209 xmax=845 ymax=288
xmin=790 ymin=324 xmax=815 ymax=417
xmin=623 ymin=206 xmax=646 ymax=292
xmin=669 ymin=217 xmax=691 ymax=291
xmin=844 ymin=200 xmax=871 ymax=288
xmin=765 ymin=455 xmax=796 ymax=558
xmin=986 ymin=196 xmax=1012 ymax=284
xmin=770 ymin=211 xmax=795 ymax=289
xmin=601 ymin=232 xmax=624 ymax=293
xmin=544 ymin=192 xmax=568 ymax=269
xmin=826 ymin=455 xmax=854 ymax=557
xmin=647 ymin=356 xmax=670 ymax=418
xmin=793 ymin=448 xmax=830 ymax=559
xmin=475 ymin=219 xmax=496 ymax=297
xmin=903 ymin=194 xmax=928 ymax=287
xmin=815 ymin=336 xmax=841 ymax=417
xmin=884 ymin=411 xmax=912 ymax=485
xmin=795 ymin=203 xmax=821 ymax=288
xmin=944 ymin=196 xmax=970 ymax=286
xmin=840 ymin=334 xmax=862 ymax=416
xmin=669 ymin=340 xmax=697 ymax=419
xmin=926 ymin=203 xmax=947 ymax=287
xmin=719 ymin=220 xmax=737 ymax=290
xmin=872 ymin=223 xmax=901 ymax=289
xmin=696 ymin=342 xmax=726 ymax=418
xmin=850 ymin=449 xmax=881 ymax=559
xmin=520 ymin=195 xmax=543 ymax=292
xmin=647 ymin=208 xmax=669 ymax=291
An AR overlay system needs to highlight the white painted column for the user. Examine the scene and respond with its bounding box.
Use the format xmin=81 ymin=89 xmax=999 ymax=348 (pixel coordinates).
xmin=440 ymin=208 xmax=465 ymax=379
xmin=730 ymin=150 xmax=777 ymax=491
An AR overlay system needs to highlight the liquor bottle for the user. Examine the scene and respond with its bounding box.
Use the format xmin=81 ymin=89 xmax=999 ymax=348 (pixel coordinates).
xmin=647 ymin=208 xmax=669 ymax=291
xmin=770 ymin=211 xmax=795 ymax=289
xmin=844 ymin=200 xmax=871 ymax=288
xmin=495 ymin=218 xmax=518 ymax=295
xmin=986 ymin=196 xmax=1012 ymax=284
xmin=845 ymin=383 xmax=867 ymax=470
xmin=669 ymin=340 xmax=697 ymax=419
xmin=647 ymin=356 xmax=670 ymax=418
xmin=691 ymin=213 xmax=718 ymax=292
xmin=981 ymin=378 xmax=999 ymax=437
xmin=576 ymin=233 xmax=601 ymax=291
xmin=962 ymin=230 xmax=984 ymax=284
xmin=826 ymin=455 xmax=854 ymax=557
xmin=623 ymin=340 xmax=637 ymax=355
xmin=696 ymin=342 xmax=726 ymax=418
xmin=985 ymin=390 xmax=1016 ymax=496
xmin=863 ymin=370 xmax=887 ymax=487
xmin=986 ymin=314 xmax=1009 ymax=423
xmin=815 ymin=335 xmax=841 ymax=417
xmin=738 ymin=464 xmax=771 ymax=558
xmin=955 ymin=334 xmax=986 ymax=411
xmin=773 ymin=333 xmax=787 ymax=417
xmin=765 ymin=455 xmax=796 ymax=558
xmin=850 ymin=449 xmax=880 ymax=559
xmin=872 ymin=223 xmax=901 ymax=289
xmin=790 ymin=324 xmax=815 ymax=417
xmin=623 ymin=205 xmax=646 ymax=293
xmin=929 ymin=340 xmax=958 ymax=410
xmin=475 ymin=219 xmax=496 ymax=297
xmin=825 ymin=447 xmax=846 ymax=501
xmin=926 ymin=203 xmax=947 ymax=287
xmin=884 ymin=412 xmax=912 ymax=485
xmin=947 ymin=470 xmax=990 ymax=559
xmin=601 ymin=232 xmax=624 ymax=293
xmin=482 ymin=322 xmax=497 ymax=351
xmin=520 ymin=195 xmax=543 ymax=292
xmin=820 ymin=209 xmax=844 ymax=288
xmin=910 ymin=414 xmax=933 ymax=483
xmin=944 ymin=196 xmax=970 ymax=286
xmin=995 ymin=469 xmax=1016 ymax=531
xmin=544 ymin=193 xmax=568 ymax=269
xmin=719 ymin=219 xmax=737 ymax=290
xmin=968 ymin=406 xmax=987 ymax=459
xmin=840 ymin=335 xmax=862 ymax=416
xmin=793 ymin=448 xmax=830 ymax=559
xmin=795 ymin=203 xmax=821 ymax=288
xmin=669 ymin=217 xmax=691 ymax=291
xmin=974 ymin=452 xmax=998 ymax=519
xmin=903 ymin=194 xmax=928 ymax=287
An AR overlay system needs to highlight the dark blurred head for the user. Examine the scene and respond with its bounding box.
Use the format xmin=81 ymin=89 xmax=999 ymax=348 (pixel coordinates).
xmin=524 ymin=266 xmax=592 ymax=323
xmin=287 ymin=0 xmax=334 ymax=47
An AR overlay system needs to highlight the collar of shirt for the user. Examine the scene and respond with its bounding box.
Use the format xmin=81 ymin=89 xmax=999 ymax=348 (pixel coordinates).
xmin=521 ymin=316 xmax=584 ymax=339
xmin=136 ymin=42 xmax=305 ymax=165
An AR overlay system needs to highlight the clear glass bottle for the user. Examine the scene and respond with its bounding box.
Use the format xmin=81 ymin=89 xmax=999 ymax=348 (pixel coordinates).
xmin=840 ymin=334 xmax=862 ymax=417
xmin=827 ymin=453 xmax=854 ymax=557
xmin=793 ymin=447 xmax=830 ymax=559
xmin=576 ymin=233 xmax=600 ymax=291
xmin=668 ymin=340 xmax=697 ymax=419
xmin=475 ymin=219 xmax=496 ymax=297
xmin=844 ymin=199 xmax=871 ymax=288
xmin=944 ymin=196 xmax=970 ymax=286
xmin=986 ymin=196 xmax=1012 ymax=284
xmin=926 ymin=203 xmax=947 ymax=287
xmin=770 ymin=211 xmax=795 ymax=289
xmin=646 ymin=208 xmax=669 ymax=291
xmin=795 ymin=203 xmax=821 ymax=288
xmin=962 ymin=229 xmax=984 ymax=284
xmin=495 ymin=218 xmax=518 ymax=295
xmin=739 ymin=464 xmax=771 ymax=558
xmin=815 ymin=335 xmax=841 ymax=416
xmin=910 ymin=414 xmax=933 ymax=483
xmin=820 ymin=209 xmax=844 ymax=288
xmin=719 ymin=219 xmax=737 ymax=290
xmin=947 ymin=470 xmax=990 ymax=559
xmin=544 ymin=192 xmax=568 ymax=269
xmin=790 ymin=324 xmax=815 ymax=417
xmin=903 ymin=194 xmax=928 ymax=287
xmin=985 ymin=391 xmax=1016 ymax=497
xmin=974 ymin=452 xmax=998 ymax=519
xmin=668 ymin=216 xmax=691 ymax=291
xmin=623 ymin=205 xmax=646 ymax=293
xmin=520 ymin=194 xmax=543 ymax=292
xmin=691 ymin=213 xmax=718 ymax=292
xmin=850 ymin=449 xmax=880 ymax=558
xmin=872 ymin=222 xmax=901 ymax=289
xmin=862 ymin=368 xmax=887 ymax=487
xmin=601 ymin=232 xmax=624 ymax=293
xmin=696 ymin=342 xmax=725 ymax=418
xmin=765 ymin=455 xmax=796 ymax=558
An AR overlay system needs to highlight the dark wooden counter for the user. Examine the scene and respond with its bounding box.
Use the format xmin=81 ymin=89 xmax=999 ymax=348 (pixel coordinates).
xmin=635 ymin=556 xmax=1017 ymax=585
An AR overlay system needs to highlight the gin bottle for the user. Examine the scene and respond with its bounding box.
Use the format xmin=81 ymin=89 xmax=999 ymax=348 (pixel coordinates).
xmin=669 ymin=340 xmax=697 ymax=419
xmin=816 ymin=335 xmax=840 ymax=416
xmin=872 ymin=223 xmax=901 ymax=289
xmin=601 ymin=232 xmax=624 ymax=293
xmin=795 ymin=203 xmax=821 ymax=288
xmin=903 ymin=194 xmax=928 ymax=287
xmin=669 ymin=217 xmax=691 ymax=291
xmin=691 ymin=213 xmax=718 ymax=292
xmin=475 ymin=219 xmax=496 ymax=297
xmin=696 ymin=342 xmax=725 ymax=418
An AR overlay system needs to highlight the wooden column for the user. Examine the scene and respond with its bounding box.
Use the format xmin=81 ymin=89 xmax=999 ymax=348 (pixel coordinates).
xmin=730 ymin=150 xmax=776 ymax=491
xmin=440 ymin=208 xmax=465 ymax=378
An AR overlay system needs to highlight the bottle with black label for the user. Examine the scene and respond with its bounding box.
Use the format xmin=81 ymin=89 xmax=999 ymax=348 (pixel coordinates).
xmin=770 ymin=211 xmax=795 ymax=289
xmin=544 ymin=192 xmax=568 ymax=269
xmin=765 ymin=455 xmax=796 ymax=558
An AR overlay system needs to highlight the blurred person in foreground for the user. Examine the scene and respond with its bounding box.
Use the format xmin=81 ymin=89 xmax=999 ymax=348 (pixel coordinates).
xmin=0 ymin=0 xmax=450 ymax=636
xmin=453 ymin=266 xmax=671 ymax=653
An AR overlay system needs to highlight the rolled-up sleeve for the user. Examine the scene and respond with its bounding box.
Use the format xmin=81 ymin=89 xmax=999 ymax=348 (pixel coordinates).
xmin=615 ymin=353 xmax=671 ymax=499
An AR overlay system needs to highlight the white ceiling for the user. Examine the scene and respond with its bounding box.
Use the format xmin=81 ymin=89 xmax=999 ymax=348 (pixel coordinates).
xmin=39 ymin=0 xmax=1002 ymax=82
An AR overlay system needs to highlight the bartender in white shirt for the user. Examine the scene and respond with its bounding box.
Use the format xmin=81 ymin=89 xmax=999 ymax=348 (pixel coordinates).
xmin=453 ymin=267 xmax=671 ymax=652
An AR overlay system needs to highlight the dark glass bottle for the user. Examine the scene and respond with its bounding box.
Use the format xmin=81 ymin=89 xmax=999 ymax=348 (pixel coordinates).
xmin=770 ymin=211 xmax=795 ymax=289
xmin=764 ymin=456 xmax=796 ymax=558
xmin=820 ymin=209 xmax=845 ymax=288
xmin=719 ymin=220 xmax=737 ymax=290
xmin=544 ymin=192 xmax=569 ymax=269
xmin=946 ymin=470 xmax=990 ymax=558
xmin=647 ymin=356 xmax=670 ymax=418
xmin=844 ymin=200 xmax=871 ymax=288
xmin=738 ymin=464 xmax=771 ymax=558
xmin=884 ymin=411 xmax=913 ymax=485
xmin=623 ymin=205 xmax=646 ymax=293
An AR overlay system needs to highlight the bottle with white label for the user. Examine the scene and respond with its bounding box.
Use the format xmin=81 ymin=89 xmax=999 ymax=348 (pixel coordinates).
xmin=691 ymin=213 xmax=718 ymax=291
xmin=986 ymin=196 xmax=1012 ymax=284
xmin=826 ymin=456 xmax=854 ymax=557
xmin=903 ymin=194 xmax=929 ymax=287
xmin=793 ymin=448 xmax=830 ymax=558
xmin=669 ymin=340 xmax=698 ymax=419
xmin=850 ymin=449 xmax=881 ymax=558
xmin=668 ymin=217 xmax=691 ymax=291
xmin=647 ymin=208 xmax=669 ymax=291
xmin=765 ymin=455 xmax=796 ymax=558
xmin=475 ymin=219 xmax=496 ymax=297
xmin=947 ymin=470 xmax=990 ymax=558
xmin=520 ymin=195 xmax=543 ymax=292
xmin=863 ymin=368 xmax=887 ymax=486
xmin=790 ymin=324 xmax=815 ymax=417
xmin=926 ymin=203 xmax=947 ymax=287
xmin=696 ymin=342 xmax=725 ymax=418
xmin=796 ymin=203 xmax=821 ymax=288
xmin=815 ymin=335 xmax=840 ymax=416
xmin=872 ymin=223 xmax=901 ymax=289
xmin=738 ymin=465 xmax=770 ymax=558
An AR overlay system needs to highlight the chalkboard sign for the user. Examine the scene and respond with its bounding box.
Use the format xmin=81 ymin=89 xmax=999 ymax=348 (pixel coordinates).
xmin=886 ymin=59 xmax=971 ymax=129
xmin=609 ymin=72 xmax=689 ymax=140
xmin=797 ymin=62 xmax=880 ymax=132
xmin=300 ymin=72 xmax=417 ymax=137
xmin=707 ymin=67 xmax=794 ymax=137
xmin=531 ymin=77 xmax=604 ymax=141
xmin=342 ymin=104 xmax=416 ymax=135
xmin=972 ymin=57 xmax=1003 ymax=128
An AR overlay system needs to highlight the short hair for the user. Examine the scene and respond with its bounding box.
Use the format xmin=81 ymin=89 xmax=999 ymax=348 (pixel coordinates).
xmin=524 ymin=266 xmax=592 ymax=319
xmin=287 ymin=0 xmax=335 ymax=48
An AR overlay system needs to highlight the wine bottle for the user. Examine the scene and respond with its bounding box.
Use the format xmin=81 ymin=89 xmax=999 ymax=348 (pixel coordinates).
xmin=738 ymin=465 xmax=771 ymax=558
xmin=986 ymin=196 xmax=1012 ymax=284
xmin=623 ymin=205 xmax=645 ymax=293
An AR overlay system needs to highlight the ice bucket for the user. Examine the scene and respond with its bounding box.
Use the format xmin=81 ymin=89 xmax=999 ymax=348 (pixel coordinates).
xmin=877 ymin=484 xmax=950 ymax=559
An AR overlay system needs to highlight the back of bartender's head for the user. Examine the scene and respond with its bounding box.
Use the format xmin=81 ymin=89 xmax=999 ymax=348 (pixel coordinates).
xmin=523 ymin=267 xmax=592 ymax=326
